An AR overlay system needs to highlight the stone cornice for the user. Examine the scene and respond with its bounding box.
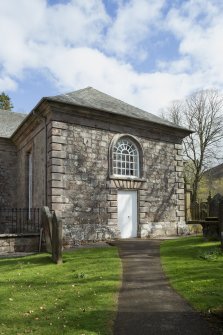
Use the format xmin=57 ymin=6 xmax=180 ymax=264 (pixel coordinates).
xmin=9 ymin=96 xmax=191 ymax=147
xmin=49 ymin=101 xmax=189 ymax=143
xmin=11 ymin=101 xmax=51 ymax=146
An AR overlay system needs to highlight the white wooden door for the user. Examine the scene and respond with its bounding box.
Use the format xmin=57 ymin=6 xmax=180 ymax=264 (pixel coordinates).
xmin=117 ymin=190 xmax=137 ymax=238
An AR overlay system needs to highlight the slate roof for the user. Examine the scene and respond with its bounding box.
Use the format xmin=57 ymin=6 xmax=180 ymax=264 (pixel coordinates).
xmin=0 ymin=109 xmax=27 ymax=138
xmin=204 ymin=163 xmax=223 ymax=179
xmin=1 ymin=87 xmax=191 ymax=139
xmin=46 ymin=87 xmax=189 ymax=131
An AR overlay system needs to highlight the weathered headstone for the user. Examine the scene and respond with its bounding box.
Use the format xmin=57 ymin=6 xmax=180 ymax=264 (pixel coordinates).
xmin=41 ymin=206 xmax=63 ymax=264
xmin=41 ymin=206 xmax=52 ymax=252
xmin=51 ymin=212 xmax=63 ymax=264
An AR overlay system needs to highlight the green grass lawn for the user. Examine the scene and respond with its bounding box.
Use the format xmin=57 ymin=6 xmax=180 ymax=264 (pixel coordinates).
xmin=160 ymin=237 xmax=223 ymax=315
xmin=0 ymin=247 xmax=121 ymax=335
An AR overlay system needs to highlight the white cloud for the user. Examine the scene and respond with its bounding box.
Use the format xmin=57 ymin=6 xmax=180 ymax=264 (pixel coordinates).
xmin=164 ymin=0 xmax=223 ymax=87
xmin=42 ymin=46 xmax=200 ymax=112
xmin=0 ymin=0 xmax=223 ymax=114
xmin=0 ymin=0 xmax=46 ymax=76
xmin=105 ymin=0 xmax=164 ymax=58
xmin=0 ymin=76 xmax=17 ymax=92
xmin=44 ymin=0 xmax=109 ymax=46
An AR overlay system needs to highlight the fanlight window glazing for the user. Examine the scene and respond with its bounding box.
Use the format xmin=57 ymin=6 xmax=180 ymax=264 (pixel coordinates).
xmin=113 ymin=138 xmax=139 ymax=177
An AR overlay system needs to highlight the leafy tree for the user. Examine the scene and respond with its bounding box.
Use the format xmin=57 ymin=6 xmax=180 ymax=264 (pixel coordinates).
xmin=0 ymin=92 xmax=13 ymax=110
xmin=164 ymin=89 xmax=223 ymax=202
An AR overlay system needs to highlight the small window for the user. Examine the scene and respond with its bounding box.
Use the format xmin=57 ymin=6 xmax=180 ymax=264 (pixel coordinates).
xmin=113 ymin=138 xmax=139 ymax=177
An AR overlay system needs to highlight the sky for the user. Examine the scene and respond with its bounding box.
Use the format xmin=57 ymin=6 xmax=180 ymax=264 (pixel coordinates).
xmin=1 ymin=0 xmax=223 ymax=114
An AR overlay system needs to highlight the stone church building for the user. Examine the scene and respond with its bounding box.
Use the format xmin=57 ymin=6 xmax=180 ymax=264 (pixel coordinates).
xmin=0 ymin=87 xmax=191 ymax=247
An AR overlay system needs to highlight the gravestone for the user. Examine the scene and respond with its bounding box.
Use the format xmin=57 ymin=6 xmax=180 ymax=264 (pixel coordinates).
xmin=41 ymin=207 xmax=62 ymax=264
xmin=41 ymin=207 xmax=52 ymax=252
xmin=51 ymin=212 xmax=62 ymax=264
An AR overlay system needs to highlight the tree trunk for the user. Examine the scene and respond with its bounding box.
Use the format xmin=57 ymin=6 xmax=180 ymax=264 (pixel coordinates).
xmin=192 ymin=175 xmax=200 ymax=203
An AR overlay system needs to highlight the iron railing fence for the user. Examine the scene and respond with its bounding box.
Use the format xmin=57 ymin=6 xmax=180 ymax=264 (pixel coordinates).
xmin=190 ymin=201 xmax=209 ymax=221
xmin=0 ymin=208 xmax=41 ymax=234
xmin=190 ymin=194 xmax=223 ymax=221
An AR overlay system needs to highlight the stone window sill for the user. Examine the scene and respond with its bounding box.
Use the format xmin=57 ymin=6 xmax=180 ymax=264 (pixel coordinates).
xmin=109 ymin=175 xmax=146 ymax=182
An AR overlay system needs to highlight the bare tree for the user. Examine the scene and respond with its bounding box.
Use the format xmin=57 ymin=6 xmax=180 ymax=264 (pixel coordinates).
xmin=164 ymin=89 xmax=223 ymax=202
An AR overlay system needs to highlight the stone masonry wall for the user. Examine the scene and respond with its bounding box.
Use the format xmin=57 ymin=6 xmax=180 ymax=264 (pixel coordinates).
xmin=47 ymin=121 xmax=116 ymax=247
xmin=47 ymin=120 xmax=187 ymax=247
xmin=107 ymin=142 xmax=186 ymax=238
xmin=0 ymin=235 xmax=39 ymax=252
xmin=138 ymin=142 xmax=186 ymax=237
xmin=0 ymin=138 xmax=17 ymax=207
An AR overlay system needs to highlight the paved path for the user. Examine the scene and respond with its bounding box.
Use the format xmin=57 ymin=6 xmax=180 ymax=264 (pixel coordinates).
xmin=113 ymin=239 xmax=216 ymax=335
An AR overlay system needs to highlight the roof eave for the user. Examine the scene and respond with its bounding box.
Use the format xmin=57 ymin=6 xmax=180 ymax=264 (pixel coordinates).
xmin=11 ymin=97 xmax=47 ymax=140
xmin=45 ymin=97 xmax=192 ymax=137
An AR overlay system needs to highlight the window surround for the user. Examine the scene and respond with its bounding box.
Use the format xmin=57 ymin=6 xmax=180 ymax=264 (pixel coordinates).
xmin=109 ymin=134 xmax=144 ymax=180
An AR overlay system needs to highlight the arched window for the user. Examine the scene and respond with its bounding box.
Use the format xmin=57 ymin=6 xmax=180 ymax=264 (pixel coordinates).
xmin=113 ymin=137 xmax=139 ymax=177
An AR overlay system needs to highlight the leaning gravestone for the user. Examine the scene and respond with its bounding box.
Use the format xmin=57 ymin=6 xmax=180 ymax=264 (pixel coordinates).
xmin=41 ymin=206 xmax=52 ymax=252
xmin=51 ymin=211 xmax=63 ymax=264
xmin=41 ymin=207 xmax=62 ymax=264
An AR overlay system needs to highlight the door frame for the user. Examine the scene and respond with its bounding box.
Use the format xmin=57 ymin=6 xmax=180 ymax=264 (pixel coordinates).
xmin=117 ymin=189 xmax=139 ymax=238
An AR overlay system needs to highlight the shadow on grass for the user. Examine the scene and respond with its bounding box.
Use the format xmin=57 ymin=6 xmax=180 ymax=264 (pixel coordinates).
xmin=0 ymin=276 xmax=120 ymax=335
xmin=0 ymin=307 xmax=117 ymax=335
xmin=0 ymin=247 xmax=121 ymax=335
xmin=1 ymin=310 xmax=222 ymax=335
xmin=0 ymin=248 xmax=118 ymax=274
xmin=161 ymin=236 xmax=223 ymax=319
xmin=161 ymin=237 xmax=222 ymax=258
xmin=0 ymin=254 xmax=52 ymax=267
